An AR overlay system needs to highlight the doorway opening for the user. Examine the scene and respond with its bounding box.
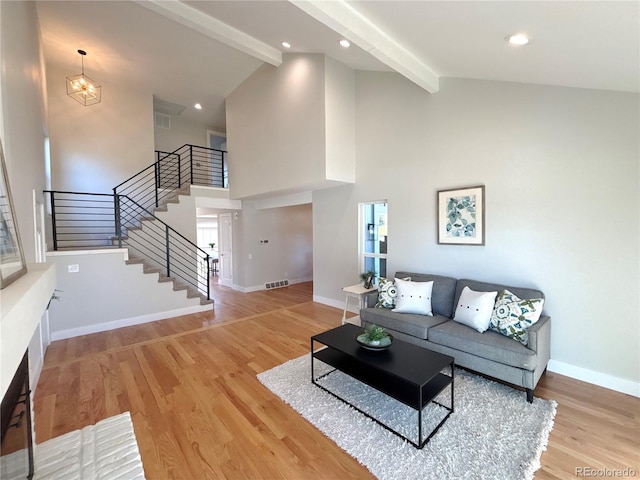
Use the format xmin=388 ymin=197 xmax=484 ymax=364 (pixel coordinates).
xmin=196 ymin=207 xmax=234 ymax=291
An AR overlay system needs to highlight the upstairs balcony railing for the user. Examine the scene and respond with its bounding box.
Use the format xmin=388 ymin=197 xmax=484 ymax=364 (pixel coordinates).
xmin=114 ymin=144 xmax=227 ymax=214
xmin=44 ymin=190 xmax=211 ymax=300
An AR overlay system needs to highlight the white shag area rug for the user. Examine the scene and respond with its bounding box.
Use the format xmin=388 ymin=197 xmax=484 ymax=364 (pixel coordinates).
xmin=258 ymin=354 xmax=557 ymax=480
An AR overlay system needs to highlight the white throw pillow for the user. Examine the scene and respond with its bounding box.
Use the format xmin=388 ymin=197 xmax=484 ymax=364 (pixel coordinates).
xmin=392 ymin=278 xmax=434 ymax=316
xmin=453 ymin=286 xmax=498 ymax=333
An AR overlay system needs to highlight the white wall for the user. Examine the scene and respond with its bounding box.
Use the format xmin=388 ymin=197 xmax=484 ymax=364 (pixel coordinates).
xmin=324 ymin=56 xmax=355 ymax=183
xmin=47 ymin=63 xmax=155 ymax=194
xmin=234 ymin=202 xmax=312 ymax=290
xmin=155 ymin=190 xmax=197 ymax=242
xmin=0 ymin=1 xmax=52 ymax=398
xmin=313 ymin=74 xmax=639 ymax=389
xmin=1 ymin=0 xmax=48 ymax=262
xmin=46 ymin=250 xmax=206 ymax=339
xmin=154 ymin=114 xmax=211 ymax=153
xmin=227 ymin=53 xmax=356 ymax=200
xmin=227 ymin=54 xmax=326 ymax=199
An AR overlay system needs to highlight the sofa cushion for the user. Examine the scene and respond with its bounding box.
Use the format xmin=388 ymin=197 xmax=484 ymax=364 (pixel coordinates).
xmin=453 ymin=286 xmax=497 ymax=332
xmin=392 ymin=278 xmax=433 ymax=315
xmin=428 ymin=320 xmax=538 ymax=370
xmin=360 ymin=308 xmax=449 ymax=340
xmin=455 ymin=279 xmax=544 ymax=308
xmin=490 ymin=290 xmax=545 ymax=345
xmin=394 ymin=272 xmax=457 ymax=318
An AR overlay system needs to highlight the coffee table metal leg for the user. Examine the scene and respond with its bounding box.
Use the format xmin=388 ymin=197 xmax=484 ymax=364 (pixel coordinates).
xmin=310 ymin=338 xmax=315 ymax=384
xmin=451 ymin=363 xmax=455 ymax=413
xmin=418 ymin=388 xmax=423 ymax=446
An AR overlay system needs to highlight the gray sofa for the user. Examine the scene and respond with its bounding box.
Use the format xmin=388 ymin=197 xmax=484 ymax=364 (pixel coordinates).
xmin=360 ymin=272 xmax=551 ymax=402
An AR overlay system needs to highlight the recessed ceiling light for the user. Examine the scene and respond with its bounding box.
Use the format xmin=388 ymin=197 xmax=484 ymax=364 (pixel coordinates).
xmin=281 ymin=41 xmax=291 ymax=49
xmin=339 ymin=39 xmax=351 ymax=48
xmin=194 ymin=103 xmax=202 ymax=110
xmin=506 ymin=33 xmax=531 ymax=46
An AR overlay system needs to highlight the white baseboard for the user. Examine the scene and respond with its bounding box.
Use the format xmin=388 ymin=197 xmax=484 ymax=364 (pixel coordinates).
xmin=236 ymin=284 xmax=263 ymax=293
xmin=547 ymin=360 xmax=640 ymax=398
xmin=50 ymin=304 xmax=212 ymax=341
xmin=313 ymin=295 xmax=359 ymax=313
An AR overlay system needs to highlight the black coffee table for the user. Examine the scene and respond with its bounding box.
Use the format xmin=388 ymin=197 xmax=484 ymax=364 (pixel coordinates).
xmin=311 ymin=324 xmax=454 ymax=449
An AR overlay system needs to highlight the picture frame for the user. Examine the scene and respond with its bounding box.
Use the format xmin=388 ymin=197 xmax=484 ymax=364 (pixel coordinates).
xmin=0 ymin=138 xmax=27 ymax=289
xmin=437 ymin=185 xmax=485 ymax=246
xmin=363 ymin=272 xmax=374 ymax=289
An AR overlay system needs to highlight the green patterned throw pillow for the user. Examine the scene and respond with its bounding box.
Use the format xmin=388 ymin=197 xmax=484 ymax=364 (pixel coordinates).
xmin=489 ymin=290 xmax=545 ymax=345
xmin=375 ymin=277 xmax=410 ymax=309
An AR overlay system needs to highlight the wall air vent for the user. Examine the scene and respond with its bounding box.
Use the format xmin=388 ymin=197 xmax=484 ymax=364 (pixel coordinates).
xmin=265 ymin=279 xmax=289 ymax=290
xmin=154 ymin=112 xmax=170 ymax=129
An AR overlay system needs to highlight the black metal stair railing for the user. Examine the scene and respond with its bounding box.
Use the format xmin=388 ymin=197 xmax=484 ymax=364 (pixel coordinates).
xmin=116 ymin=195 xmax=210 ymax=299
xmin=44 ymin=144 xmax=225 ymax=302
xmin=44 ymin=190 xmax=211 ymax=300
xmin=114 ymin=144 xmax=226 ymax=214
xmin=44 ymin=191 xmax=117 ymax=250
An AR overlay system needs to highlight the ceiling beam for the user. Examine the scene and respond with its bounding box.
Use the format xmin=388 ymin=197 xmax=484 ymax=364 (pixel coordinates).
xmin=134 ymin=0 xmax=282 ymax=66
xmin=290 ymin=0 xmax=439 ymax=93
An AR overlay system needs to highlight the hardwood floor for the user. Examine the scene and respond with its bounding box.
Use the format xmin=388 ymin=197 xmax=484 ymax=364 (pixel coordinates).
xmin=34 ymin=282 xmax=639 ymax=479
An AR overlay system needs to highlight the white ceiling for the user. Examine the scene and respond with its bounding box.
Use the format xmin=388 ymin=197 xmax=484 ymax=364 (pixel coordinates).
xmin=36 ymin=1 xmax=639 ymax=129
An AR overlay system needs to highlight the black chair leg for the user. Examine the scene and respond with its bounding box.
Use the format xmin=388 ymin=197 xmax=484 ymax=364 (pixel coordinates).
xmin=526 ymin=388 xmax=534 ymax=403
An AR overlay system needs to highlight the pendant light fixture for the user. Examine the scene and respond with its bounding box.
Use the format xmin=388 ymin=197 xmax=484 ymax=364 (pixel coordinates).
xmin=66 ymin=49 xmax=101 ymax=106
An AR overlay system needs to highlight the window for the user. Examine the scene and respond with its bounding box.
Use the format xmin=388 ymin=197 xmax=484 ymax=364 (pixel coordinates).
xmin=359 ymin=201 xmax=388 ymax=282
xmin=197 ymin=217 xmax=218 ymax=251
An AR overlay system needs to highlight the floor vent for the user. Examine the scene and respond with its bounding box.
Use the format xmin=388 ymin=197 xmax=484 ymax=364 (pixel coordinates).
xmin=265 ymin=279 xmax=289 ymax=290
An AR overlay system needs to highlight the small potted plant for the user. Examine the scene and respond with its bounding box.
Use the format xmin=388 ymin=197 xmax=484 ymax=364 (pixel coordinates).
xmin=209 ymin=242 xmax=216 ymax=249
xmin=362 ymin=324 xmax=388 ymax=346
xmin=360 ymin=270 xmax=376 ymax=289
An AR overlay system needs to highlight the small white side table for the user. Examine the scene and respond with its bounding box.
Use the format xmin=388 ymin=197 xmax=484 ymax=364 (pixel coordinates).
xmin=341 ymin=284 xmax=377 ymax=324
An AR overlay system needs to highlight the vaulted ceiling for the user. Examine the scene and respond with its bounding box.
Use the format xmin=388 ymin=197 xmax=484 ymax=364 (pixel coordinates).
xmin=36 ymin=1 xmax=639 ymax=128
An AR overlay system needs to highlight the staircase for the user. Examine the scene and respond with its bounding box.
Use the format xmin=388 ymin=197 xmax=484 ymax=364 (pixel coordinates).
xmin=45 ymin=144 xmax=227 ymax=306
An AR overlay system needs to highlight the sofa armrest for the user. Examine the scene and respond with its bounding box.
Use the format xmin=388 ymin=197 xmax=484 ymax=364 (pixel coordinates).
xmin=527 ymin=315 xmax=551 ymax=360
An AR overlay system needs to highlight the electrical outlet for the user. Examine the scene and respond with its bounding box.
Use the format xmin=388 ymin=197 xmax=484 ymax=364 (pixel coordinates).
xmin=68 ymin=264 xmax=79 ymax=273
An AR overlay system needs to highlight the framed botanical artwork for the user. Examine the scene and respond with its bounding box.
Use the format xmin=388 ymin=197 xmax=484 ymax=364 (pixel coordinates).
xmin=437 ymin=185 xmax=485 ymax=246
xmin=0 ymin=138 xmax=27 ymax=288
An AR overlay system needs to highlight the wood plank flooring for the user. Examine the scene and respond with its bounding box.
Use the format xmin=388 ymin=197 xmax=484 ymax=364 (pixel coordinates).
xmin=34 ymin=282 xmax=640 ymax=479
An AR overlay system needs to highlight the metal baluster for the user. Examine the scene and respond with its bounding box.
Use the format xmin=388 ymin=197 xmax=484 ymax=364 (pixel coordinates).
xmin=177 ymin=153 xmax=181 ymax=189
xmin=154 ymin=160 xmax=159 ymax=208
xmin=206 ymin=254 xmax=210 ymax=300
xmin=165 ymin=225 xmax=171 ymax=277
xmin=50 ymin=192 xmax=58 ymax=251
xmin=189 ymin=145 xmax=194 ymax=185
xmin=222 ymin=151 xmax=227 ymax=188
xmin=114 ymin=192 xmax=122 ymax=248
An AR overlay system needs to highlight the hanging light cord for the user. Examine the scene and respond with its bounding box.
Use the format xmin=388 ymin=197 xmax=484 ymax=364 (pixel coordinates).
xmin=78 ymin=49 xmax=87 ymax=75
